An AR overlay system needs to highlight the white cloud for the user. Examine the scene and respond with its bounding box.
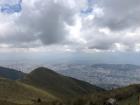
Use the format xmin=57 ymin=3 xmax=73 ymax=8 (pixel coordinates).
xmin=1 ymin=0 xmax=140 ymax=52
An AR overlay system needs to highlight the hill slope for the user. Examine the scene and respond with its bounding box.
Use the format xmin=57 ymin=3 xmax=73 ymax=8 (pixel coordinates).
xmin=0 ymin=78 xmax=56 ymax=104
xmin=0 ymin=67 xmax=140 ymax=105
xmin=72 ymin=84 xmax=140 ymax=105
xmin=0 ymin=67 xmax=25 ymax=80
xmin=114 ymin=84 xmax=140 ymax=105
xmin=22 ymin=67 xmax=104 ymax=98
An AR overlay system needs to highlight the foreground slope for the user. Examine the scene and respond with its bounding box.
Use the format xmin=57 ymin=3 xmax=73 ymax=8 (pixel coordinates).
xmin=22 ymin=67 xmax=104 ymax=98
xmin=0 ymin=78 xmax=56 ymax=104
xmin=73 ymin=84 xmax=140 ymax=105
xmin=116 ymin=84 xmax=140 ymax=105
xmin=0 ymin=67 xmax=25 ymax=80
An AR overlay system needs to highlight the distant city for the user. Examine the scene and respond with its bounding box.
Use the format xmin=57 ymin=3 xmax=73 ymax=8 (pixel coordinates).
xmin=1 ymin=59 xmax=140 ymax=90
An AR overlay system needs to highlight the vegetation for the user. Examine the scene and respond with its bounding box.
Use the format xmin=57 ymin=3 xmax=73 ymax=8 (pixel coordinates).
xmin=0 ymin=66 xmax=140 ymax=105
xmin=22 ymin=67 xmax=104 ymax=99
xmin=0 ymin=77 xmax=57 ymax=104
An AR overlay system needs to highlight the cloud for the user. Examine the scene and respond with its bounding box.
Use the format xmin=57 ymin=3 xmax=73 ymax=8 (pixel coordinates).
xmin=73 ymin=0 xmax=140 ymax=52
xmin=18 ymin=0 xmax=75 ymax=45
xmin=1 ymin=0 xmax=140 ymax=52
xmin=0 ymin=0 xmax=79 ymax=48
xmin=93 ymin=0 xmax=140 ymax=31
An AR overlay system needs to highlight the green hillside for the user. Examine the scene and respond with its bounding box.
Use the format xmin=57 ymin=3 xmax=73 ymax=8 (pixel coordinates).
xmin=117 ymin=85 xmax=140 ymax=105
xmin=71 ymin=84 xmax=140 ymax=105
xmin=0 ymin=77 xmax=57 ymax=105
xmin=1 ymin=66 xmax=140 ymax=105
xmin=0 ymin=100 xmax=19 ymax=105
xmin=108 ymin=84 xmax=140 ymax=105
xmin=22 ymin=67 xmax=104 ymax=99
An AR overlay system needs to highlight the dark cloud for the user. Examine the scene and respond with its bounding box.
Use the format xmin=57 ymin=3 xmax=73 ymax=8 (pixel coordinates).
xmin=0 ymin=0 xmax=76 ymax=48
xmin=17 ymin=0 xmax=75 ymax=45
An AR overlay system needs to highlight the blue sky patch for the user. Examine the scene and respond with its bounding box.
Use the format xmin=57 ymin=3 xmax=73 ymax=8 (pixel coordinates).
xmin=81 ymin=0 xmax=94 ymax=14
xmin=0 ymin=0 xmax=22 ymax=14
xmin=81 ymin=7 xmax=93 ymax=14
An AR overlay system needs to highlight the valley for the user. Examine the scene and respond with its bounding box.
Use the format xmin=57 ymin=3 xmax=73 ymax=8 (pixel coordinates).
xmin=2 ymin=63 xmax=140 ymax=90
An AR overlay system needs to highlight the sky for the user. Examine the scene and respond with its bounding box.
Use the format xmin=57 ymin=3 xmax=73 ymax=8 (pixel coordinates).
xmin=0 ymin=0 xmax=140 ymax=64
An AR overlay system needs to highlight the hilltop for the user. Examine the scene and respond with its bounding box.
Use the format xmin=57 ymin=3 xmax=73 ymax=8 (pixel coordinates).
xmin=0 ymin=66 xmax=104 ymax=105
xmin=22 ymin=67 xmax=104 ymax=98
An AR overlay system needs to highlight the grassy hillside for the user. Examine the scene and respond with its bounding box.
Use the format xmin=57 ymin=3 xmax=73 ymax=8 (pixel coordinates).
xmin=116 ymin=85 xmax=140 ymax=105
xmin=70 ymin=84 xmax=140 ymax=105
xmin=0 ymin=100 xmax=19 ymax=105
xmin=22 ymin=67 xmax=104 ymax=99
xmin=0 ymin=78 xmax=57 ymax=105
xmin=0 ymin=67 xmax=25 ymax=80
xmin=1 ymin=66 xmax=140 ymax=105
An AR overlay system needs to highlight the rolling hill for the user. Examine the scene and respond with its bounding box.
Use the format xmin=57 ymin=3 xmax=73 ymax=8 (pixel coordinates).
xmin=0 ymin=66 xmax=139 ymax=105
xmin=22 ymin=67 xmax=104 ymax=98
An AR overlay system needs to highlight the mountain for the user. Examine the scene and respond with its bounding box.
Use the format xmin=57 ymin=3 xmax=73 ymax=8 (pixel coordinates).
xmin=22 ymin=67 xmax=104 ymax=98
xmin=0 ymin=67 xmax=25 ymax=80
xmin=0 ymin=77 xmax=57 ymax=105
